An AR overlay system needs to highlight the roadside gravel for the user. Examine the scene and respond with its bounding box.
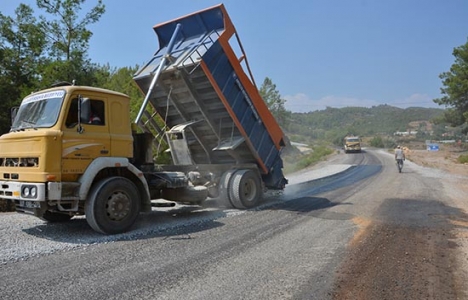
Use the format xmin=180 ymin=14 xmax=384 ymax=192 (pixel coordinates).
xmin=0 ymin=208 xmax=236 ymax=265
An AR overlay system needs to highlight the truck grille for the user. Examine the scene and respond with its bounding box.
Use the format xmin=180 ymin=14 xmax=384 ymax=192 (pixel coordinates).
xmin=0 ymin=157 xmax=39 ymax=167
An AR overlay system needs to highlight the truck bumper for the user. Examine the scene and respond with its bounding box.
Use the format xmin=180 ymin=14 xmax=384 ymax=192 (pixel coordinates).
xmin=0 ymin=181 xmax=46 ymax=202
xmin=0 ymin=181 xmax=48 ymax=215
xmin=345 ymin=146 xmax=361 ymax=152
xmin=0 ymin=181 xmax=81 ymax=215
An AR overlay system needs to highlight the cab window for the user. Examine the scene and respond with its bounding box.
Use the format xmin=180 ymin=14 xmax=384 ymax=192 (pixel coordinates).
xmin=66 ymin=98 xmax=105 ymax=127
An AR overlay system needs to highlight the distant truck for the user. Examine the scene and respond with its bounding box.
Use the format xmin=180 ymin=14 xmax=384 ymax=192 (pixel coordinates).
xmin=344 ymin=136 xmax=362 ymax=153
xmin=0 ymin=4 xmax=287 ymax=234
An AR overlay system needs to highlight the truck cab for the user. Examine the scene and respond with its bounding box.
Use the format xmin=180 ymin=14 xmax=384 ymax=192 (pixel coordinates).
xmin=0 ymin=83 xmax=150 ymax=234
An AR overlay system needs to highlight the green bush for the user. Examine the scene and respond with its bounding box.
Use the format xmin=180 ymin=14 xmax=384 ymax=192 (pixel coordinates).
xmin=458 ymin=154 xmax=468 ymax=164
xmin=370 ymin=136 xmax=384 ymax=148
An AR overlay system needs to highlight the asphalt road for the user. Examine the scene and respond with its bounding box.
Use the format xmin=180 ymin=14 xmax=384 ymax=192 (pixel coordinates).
xmin=0 ymin=149 xmax=465 ymax=299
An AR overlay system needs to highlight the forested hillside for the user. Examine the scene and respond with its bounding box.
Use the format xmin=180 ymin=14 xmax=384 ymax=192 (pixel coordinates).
xmin=286 ymin=105 xmax=445 ymax=144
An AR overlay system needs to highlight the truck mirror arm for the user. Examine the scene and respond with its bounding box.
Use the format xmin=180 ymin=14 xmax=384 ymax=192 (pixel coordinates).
xmin=77 ymin=95 xmax=84 ymax=134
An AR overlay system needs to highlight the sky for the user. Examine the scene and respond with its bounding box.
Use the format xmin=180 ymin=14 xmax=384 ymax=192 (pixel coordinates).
xmin=1 ymin=0 xmax=468 ymax=112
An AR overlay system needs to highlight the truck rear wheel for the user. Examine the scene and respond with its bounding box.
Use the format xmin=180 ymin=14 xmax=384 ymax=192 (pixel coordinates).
xmin=229 ymin=169 xmax=262 ymax=209
xmin=85 ymin=177 xmax=140 ymax=234
xmin=219 ymin=170 xmax=237 ymax=208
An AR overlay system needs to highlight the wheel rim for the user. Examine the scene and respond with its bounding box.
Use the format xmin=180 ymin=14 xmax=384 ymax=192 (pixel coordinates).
xmin=242 ymin=178 xmax=257 ymax=203
xmin=106 ymin=191 xmax=131 ymax=221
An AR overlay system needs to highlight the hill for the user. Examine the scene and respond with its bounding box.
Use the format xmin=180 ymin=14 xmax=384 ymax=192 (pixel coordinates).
xmin=286 ymin=105 xmax=445 ymax=144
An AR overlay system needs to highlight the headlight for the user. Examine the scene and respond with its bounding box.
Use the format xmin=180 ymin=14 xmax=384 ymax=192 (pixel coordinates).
xmin=30 ymin=187 xmax=37 ymax=197
xmin=21 ymin=185 xmax=38 ymax=199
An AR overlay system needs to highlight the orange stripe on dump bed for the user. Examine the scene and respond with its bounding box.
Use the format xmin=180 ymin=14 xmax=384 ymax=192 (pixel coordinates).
xmin=216 ymin=5 xmax=285 ymax=150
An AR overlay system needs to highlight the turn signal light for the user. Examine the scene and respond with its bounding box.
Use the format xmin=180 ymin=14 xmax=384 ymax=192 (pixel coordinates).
xmin=46 ymin=174 xmax=57 ymax=181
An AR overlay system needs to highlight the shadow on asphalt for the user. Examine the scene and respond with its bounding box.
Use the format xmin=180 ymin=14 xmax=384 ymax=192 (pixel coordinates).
xmin=268 ymin=196 xmax=352 ymax=214
xmin=283 ymin=164 xmax=382 ymax=200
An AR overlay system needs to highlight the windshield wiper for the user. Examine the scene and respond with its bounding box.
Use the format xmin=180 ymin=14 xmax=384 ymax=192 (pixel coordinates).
xmin=16 ymin=119 xmax=38 ymax=129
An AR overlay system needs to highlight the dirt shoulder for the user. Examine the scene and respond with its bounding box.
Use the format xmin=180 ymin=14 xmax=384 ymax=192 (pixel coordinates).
xmin=406 ymin=146 xmax=468 ymax=202
xmin=406 ymin=147 xmax=468 ymax=177
xmin=332 ymin=146 xmax=468 ymax=300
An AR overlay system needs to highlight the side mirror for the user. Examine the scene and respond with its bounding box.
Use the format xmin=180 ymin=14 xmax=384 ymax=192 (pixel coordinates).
xmin=80 ymin=97 xmax=91 ymax=123
xmin=76 ymin=95 xmax=90 ymax=133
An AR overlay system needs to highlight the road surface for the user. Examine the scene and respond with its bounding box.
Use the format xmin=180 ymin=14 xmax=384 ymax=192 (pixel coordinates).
xmin=1 ymin=149 xmax=467 ymax=299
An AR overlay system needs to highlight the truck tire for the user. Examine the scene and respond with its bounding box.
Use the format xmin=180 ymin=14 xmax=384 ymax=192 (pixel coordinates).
xmin=229 ymin=169 xmax=262 ymax=209
xmin=218 ymin=170 xmax=237 ymax=208
xmin=40 ymin=211 xmax=73 ymax=222
xmin=85 ymin=177 xmax=140 ymax=235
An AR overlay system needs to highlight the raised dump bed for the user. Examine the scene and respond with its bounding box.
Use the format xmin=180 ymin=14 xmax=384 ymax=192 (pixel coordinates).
xmin=133 ymin=4 xmax=287 ymax=189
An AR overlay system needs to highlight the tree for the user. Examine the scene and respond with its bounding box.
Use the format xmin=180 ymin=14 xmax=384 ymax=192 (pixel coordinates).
xmin=37 ymin=0 xmax=105 ymax=61
xmin=36 ymin=0 xmax=105 ymax=84
xmin=99 ymin=65 xmax=143 ymax=120
xmin=259 ymin=77 xmax=290 ymax=129
xmin=0 ymin=4 xmax=47 ymax=133
xmin=434 ymin=38 xmax=468 ymax=127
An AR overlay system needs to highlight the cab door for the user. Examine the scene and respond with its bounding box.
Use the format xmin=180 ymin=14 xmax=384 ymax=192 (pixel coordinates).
xmin=61 ymin=95 xmax=110 ymax=177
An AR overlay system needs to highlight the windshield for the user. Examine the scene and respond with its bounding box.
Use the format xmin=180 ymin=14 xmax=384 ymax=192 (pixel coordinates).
xmin=11 ymin=90 xmax=65 ymax=130
xmin=346 ymin=138 xmax=359 ymax=142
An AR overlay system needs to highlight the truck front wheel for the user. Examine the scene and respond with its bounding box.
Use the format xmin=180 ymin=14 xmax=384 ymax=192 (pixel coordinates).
xmin=85 ymin=177 xmax=140 ymax=234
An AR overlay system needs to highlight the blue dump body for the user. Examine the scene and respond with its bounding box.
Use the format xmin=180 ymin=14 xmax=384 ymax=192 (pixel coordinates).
xmin=133 ymin=4 xmax=287 ymax=189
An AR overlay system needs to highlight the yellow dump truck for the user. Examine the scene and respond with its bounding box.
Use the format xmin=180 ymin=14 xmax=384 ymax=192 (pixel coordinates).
xmin=344 ymin=136 xmax=362 ymax=153
xmin=0 ymin=5 xmax=287 ymax=234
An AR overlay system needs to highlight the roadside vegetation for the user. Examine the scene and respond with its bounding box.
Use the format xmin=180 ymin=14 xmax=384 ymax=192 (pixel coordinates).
xmin=283 ymin=144 xmax=334 ymax=174
xmin=458 ymin=154 xmax=468 ymax=164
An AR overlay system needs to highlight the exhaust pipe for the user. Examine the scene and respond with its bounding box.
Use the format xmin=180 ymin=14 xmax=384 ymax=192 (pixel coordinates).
xmin=151 ymin=202 xmax=176 ymax=208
